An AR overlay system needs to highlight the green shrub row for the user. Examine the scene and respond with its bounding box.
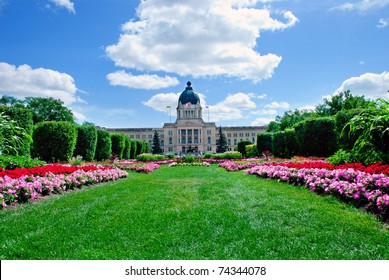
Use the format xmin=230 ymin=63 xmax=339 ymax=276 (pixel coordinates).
xmin=257 ymin=117 xmax=337 ymax=158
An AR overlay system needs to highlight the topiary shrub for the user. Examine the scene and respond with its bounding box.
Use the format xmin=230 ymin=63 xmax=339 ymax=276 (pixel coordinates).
xmin=257 ymin=133 xmax=272 ymax=154
xmin=130 ymin=140 xmax=137 ymax=159
xmin=110 ymin=133 xmax=126 ymax=160
xmin=237 ymin=140 xmax=253 ymax=158
xmin=122 ymin=136 xmax=131 ymax=159
xmin=32 ymin=121 xmax=78 ymax=162
xmin=73 ymin=124 xmax=97 ymax=162
xmin=95 ymin=129 xmax=112 ymax=161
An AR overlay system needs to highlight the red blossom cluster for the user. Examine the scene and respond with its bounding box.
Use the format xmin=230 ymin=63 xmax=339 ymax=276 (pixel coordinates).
xmin=270 ymin=161 xmax=389 ymax=176
xmin=0 ymin=165 xmax=109 ymax=179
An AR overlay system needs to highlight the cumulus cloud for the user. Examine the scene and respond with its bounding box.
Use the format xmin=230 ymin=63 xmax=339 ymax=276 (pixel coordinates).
xmin=0 ymin=62 xmax=81 ymax=105
xmin=334 ymin=72 xmax=389 ymax=99
xmin=107 ymin=71 xmax=179 ymax=89
xmin=51 ymin=0 xmax=75 ymax=13
xmin=332 ymin=0 xmax=389 ymax=12
xmin=251 ymin=117 xmax=275 ymax=126
xmin=106 ymin=0 xmax=298 ymax=82
xmin=143 ymin=92 xmax=182 ymax=115
xmin=377 ymin=18 xmax=389 ymax=28
xmin=264 ymin=101 xmax=290 ymax=109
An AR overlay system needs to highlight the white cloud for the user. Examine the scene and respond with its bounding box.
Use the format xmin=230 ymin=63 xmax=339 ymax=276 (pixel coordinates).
xmin=334 ymin=72 xmax=389 ymax=100
xmin=106 ymin=0 xmax=298 ymax=82
xmin=51 ymin=0 xmax=75 ymax=13
xmin=251 ymin=117 xmax=274 ymax=126
xmin=0 ymin=62 xmax=81 ymax=105
xmin=251 ymin=109 xmax=278 ymax=115
xmin=143 ymin=92 xmax=182 ymax=115
xmin=332 ymin=0 xmax=389 ymax=12
xmin=377 ymin=18 xmax=389 ymax=28
xmin=107 ymin=71 xmax=179 ymax=89
xmin=264 ymin=101 xmax=290 ymax=109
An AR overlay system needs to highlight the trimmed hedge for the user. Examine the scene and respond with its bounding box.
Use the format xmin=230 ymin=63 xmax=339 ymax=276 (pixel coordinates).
xmin=111 ymin=133 xmax=126 ymax=160
xmin=245 ymin=144 xmax=258 ymax=158
xmin=122 ymin=136 xmax=131 ymax=160
xmin=95 ymin=129 xmax=112 ymax=161
xmin=73 ymin=124 xmax=97 ymax=161
xmin=237 ymin=140 xmax=252 ymax=158
xmin=272 ymin=129 xmax=297 ymax=158
xmin=257 ymin=133 xmax=272 ymax=154
xmin=0 ymin=105 xmax=33 ymax=156
xmin=295 ymin=117 xmax=337 ymax=157
xmin=130 ymin=140 xmax=137 ymax=159
xmin=32 ymin=121 xmax=78 ymax=162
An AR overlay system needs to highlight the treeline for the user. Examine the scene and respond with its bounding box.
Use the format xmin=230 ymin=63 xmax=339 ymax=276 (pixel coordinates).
xmin=255 ymin=90 xmax=389 ymax=164
xmin=0 ymin=96 xmax=149 ymax=165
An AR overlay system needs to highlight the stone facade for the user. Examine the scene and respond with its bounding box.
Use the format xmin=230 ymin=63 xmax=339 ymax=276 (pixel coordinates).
xmin=107 ymin=82 xmax=266 ymax=154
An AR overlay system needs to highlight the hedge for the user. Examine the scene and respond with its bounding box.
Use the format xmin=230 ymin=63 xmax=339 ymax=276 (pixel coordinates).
xmin=32 ymin=121 xmax=78 ymax=162
xmin=295 ymin=117 xmax=337 ymax=157
xmin=256 ymin=133 xmax=272 ymax=154
xmin=237 ymin=140 xmax=252 ymax=158
xmin=73 ymin=124 xmax=97 ymax=161
xmin=95 ymin=130 xmax=112 ymax=161
xmin=122 ymin=136 xmax=131 ymax=160
xmin=130 ymin=140 xmax=137 ymax=159
xmin=110 ymin=133 xmax=126 ymax=160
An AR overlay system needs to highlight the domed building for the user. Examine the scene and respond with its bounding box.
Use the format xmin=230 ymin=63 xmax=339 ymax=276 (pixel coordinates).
xmin=107 ymin=81 xmax=266 ymax=154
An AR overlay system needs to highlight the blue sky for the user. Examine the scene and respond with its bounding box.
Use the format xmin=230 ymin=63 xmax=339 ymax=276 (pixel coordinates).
xmin=0 ymin=0 xmax=388 ymax=128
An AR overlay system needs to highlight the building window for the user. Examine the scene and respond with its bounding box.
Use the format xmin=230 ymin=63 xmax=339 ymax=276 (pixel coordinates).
xmin=207 ymin=130 xmax=211 ymax=135
xmin=234 ymin=139 xmax=237 ymax=145
xmin=228 ymin=139 xmax=231 ymax=145
xmin=207 ymin=137 xmax=211 ymax=144
xmin=245 ymin=133 xmax=250 ymax=137
xmin=252 ymin=133 xmax=256 ymax=137
xmin=168 ymin=130 xmax=173 ymax=136
xmin=130 ymin=135 xmax=134 ymax=139
xmin=142 ymin=135 xmax=146 ymax=139
xmin=168 ymin=147 xmax=173 ymax=152
xmin=233 ymin=133 xmax=238 ymax=137
xmin=160 ymin=134 xmax=164 ymax=138
xmin=227 ymin=133 xmax=231 ymax=137
xmin=136 ymin=135 xmax=140 ymax=139
xmin=148 ymin=134 xmax=153 ymax=139
xmin=207 ymin=146 xmax=212 ymax=151
xmin=169 ymin=137 xmax=172 ymax=144
xmin=239 ymin=133 xmax=244 ymax=137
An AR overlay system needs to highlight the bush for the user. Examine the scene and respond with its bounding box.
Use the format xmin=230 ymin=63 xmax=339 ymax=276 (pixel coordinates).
xmin=165 ymin=153 xmax=175 ymax=159
xmin=295 ymin=118 xmax=337 ymax=157
xmin=257 ymin=133 xmax=272 ymax=154
xmin=73 ymin=124 xmax=97 ymax=162
xmin=245 ymin=144 xmax=258 ymax=158
xmin=122 ymin=137 xmax=131 ymax=160
xmin=212 ymin=151 xmax=242 ymax=159
xmin=32 ymin=121 xmax=78 ymax=162
xmin=95 ymin=130 xmax=112 ymax=161
xmin=203 ymin=153 xmax=213 ymax=159
xmin=272 ymin=129 xmax=297 ymax=158
xmin=0 ymin=155 xmax=46 ymax=170
xmin=136 ymin=153 xmax=165 ymax=161
xmin=111 ymin=133 xmax=126 ymax=160
xmin=181 ymin=153 xmax=199 ymax=163
xmin=237 ymin=140 xmax=252 ymax=158
xmin=326 ymin=149 xmax=352 ymax=165
xmin=335 ymin=109 xmax=361 ymax=150
xmin=130 ymin=140 xmax=137 ymax=159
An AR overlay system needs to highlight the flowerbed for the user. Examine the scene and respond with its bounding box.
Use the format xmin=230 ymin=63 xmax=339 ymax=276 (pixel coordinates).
xmin=169 ymin=162 xmax=210 ymax=167
xmin=116 ymin=162 xmax=161 ymax=174
xmin=245 ymin=165 xmax=389 ymax=221
xmin=0 ymin=167 xmax=128 ymax=208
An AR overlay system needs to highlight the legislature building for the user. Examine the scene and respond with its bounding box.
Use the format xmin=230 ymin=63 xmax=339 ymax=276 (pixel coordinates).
xmin=107 ymin=82 xmax=266 ymax=154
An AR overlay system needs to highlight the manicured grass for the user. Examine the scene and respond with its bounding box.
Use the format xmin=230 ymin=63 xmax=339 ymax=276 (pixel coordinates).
xmin=1 ymin=165 xmax=388 ymax=260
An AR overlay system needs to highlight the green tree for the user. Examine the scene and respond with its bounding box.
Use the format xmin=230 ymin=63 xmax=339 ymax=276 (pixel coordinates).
xmin=216 ymin=126 xmax=228 ymax=153
xmin=25 ymin=97 xmax=74 ymax=123
xmin=0 ymin=95 xmax=24 ymax=107
xmin=151 ymin=130 xmax=163 ymax=154
xmin=0 ymin=112 xmax=29 ymax=156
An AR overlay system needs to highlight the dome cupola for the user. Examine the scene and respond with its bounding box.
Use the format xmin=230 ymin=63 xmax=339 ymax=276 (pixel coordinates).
xmin=178 ymin=81 xmax=200 ymax=105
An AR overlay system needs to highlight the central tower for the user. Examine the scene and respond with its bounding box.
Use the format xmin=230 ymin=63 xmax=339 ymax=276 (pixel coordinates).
xmin=176 ymin=81 xmax=203 ymax=121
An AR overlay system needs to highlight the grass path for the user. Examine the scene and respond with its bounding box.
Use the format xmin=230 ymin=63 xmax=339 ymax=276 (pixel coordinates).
xmin=1 ymin=165 xmax=388 ymax=260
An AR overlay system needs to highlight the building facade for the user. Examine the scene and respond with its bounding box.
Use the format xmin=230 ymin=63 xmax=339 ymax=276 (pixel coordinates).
xmin=107 ymin=82 xmax=266 ymax=154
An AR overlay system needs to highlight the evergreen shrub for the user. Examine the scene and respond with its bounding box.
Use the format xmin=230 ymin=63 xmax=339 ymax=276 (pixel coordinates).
xmin=257 ymin=133 xmax=272 ymax=154
xmin=73 ymin=124 xmax=97 ymax=161
xmin=95 ymin=129 xmax=112 ymax=161
xmin=110 ymin=133 xmax=126 ymax=160
xmin=32 ymin=121 xmax=78 ymax=162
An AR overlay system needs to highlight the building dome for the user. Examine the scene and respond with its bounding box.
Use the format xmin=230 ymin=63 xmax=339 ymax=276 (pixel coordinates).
xmin=178 ymin=81 xmax=200 ymax=105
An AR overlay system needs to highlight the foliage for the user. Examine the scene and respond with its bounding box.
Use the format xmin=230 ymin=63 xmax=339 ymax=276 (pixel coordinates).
xmin=73 ymin=123 xmax=98 ymax=162
xmin=295 ymin=117 xmax=337 ymax=157
xmin=122 ymin=136 xmax=132 ymax=160
xmin=0 ymin=112 xmax=30 ymax=156
xmin=344 ymin=98 xmax=389 ymax=164
xmin=136 ymin=153 xmax=165 ymax=161
xmin=181 ymin=153 xmax=200 ymax=163
xmin=237 ymin=140 xmax=252 ymax=158
xmin=335 ymin=108 xmax=362 ymax=150
xmin=130 ymin=140 xmax=137 ymax=159
xmin=203 ymin=152 xmax=213 ymax=159
xmin=95 ymin=129 xmax=112 ymax=162
xmin=245 ymin=144 xmax=258 ymax=158
xmin=151 ymin=130 xmax=163 ymax=154
xmin=68 ymin=155 xmax=83 ymax=166
xmin=216 ymin=126 xmax=228 ymax=153
xmin=316 ymin=90 xmax=373 ymax=117
xmin=134 ymin=140 xmax=148 ymax=157
xmin=32 ymin=121 xmax=78 ymax=163
xmin=165 ymin=153 xmax=175 ymax=159
xmin=0 ymin=155 xmax=45 ymax=170
xmin=110 ymin=133 xmax=126 ymax=160
xmin=25 ymin=97 xmax=74 ymax=123
xmin=256 ymin=133 xmax=272 ymax=154
xmin=212 ymin=151 xmax=242 ymax=159
xmin=0 ymin=105 xmax=34 ymax=156
xmin=326 ymin=149 xmax=352 ymax=165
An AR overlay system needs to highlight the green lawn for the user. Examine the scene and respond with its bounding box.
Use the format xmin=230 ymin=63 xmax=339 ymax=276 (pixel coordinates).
xmin=1 ymin=165 xmax=388 ymax=260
